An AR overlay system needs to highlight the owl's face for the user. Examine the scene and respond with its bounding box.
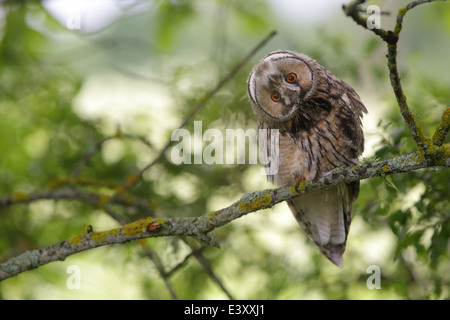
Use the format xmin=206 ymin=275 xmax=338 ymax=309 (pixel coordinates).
xmin=247 ymin=51 xmax=318 ymax=124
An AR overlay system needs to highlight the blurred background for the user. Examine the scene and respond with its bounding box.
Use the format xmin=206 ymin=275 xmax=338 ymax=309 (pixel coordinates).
xmin=0 ymin=0 xmax=449 ymax=299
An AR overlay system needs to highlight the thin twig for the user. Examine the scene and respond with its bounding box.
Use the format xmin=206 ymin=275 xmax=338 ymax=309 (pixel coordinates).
xmin=114 ymin=30 xmax=278 ymax=193
xmin=343 ymin=0 xmax=447 ymax=149
xmin=140 ymin=247 xmax=178 ymax=299
xmin=165 ymin=244 xmax=208 ymax=277
xmin=72 ymin=137 xmax=113 ymax=178
xmin=189 ymin=245 xmax=234 ymax=300
xmin=432 ymin=107 xmax=450 ymax=146
xmin=0 ymin=188 xmax=156 ymax=216
xmin=343 ymin=0 xmax=389 ymax=40
xmin=72 ymin=127 xmax=154 ymax=179
xmin=181 ymin=241 xmax=234 ymax=300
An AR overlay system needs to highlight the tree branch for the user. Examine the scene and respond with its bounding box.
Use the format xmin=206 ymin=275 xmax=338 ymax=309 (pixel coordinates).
xmin=343 ymin=0 xmax=447 ymax=149
xmin=0 ymin=187 xmax=156 ymax=216
xmin=1 ymin=148 xmax=448 ymax=282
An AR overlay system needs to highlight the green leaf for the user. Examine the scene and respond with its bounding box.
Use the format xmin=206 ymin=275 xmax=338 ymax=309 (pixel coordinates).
xmin=383 ymin=175 xmax=399 ymax=191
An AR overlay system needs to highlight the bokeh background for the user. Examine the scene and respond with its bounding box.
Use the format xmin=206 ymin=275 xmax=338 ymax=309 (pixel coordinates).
xmin=0 ymin=0 xmax=449 ymax=299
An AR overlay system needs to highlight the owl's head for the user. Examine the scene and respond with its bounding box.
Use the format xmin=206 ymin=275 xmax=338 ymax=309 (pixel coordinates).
xmin=247 ymin=50 xmax=319 ymax=125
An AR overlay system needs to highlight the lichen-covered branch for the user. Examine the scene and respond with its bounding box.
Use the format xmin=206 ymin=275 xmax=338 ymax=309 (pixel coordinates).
xmin=342 ymin=0 xmax=389 ymax=40
xmin=0 ymin=171 xmax=232 ymax=297
xmin=0 ymin=187 xmax=156 ymax=216
xmin=1 ymin=148 xmax=448 ymax=282
xmin=343 ymin=0 xmax=447 ymax=149
xmin=432 ymin=107 xmax=450 ymax=147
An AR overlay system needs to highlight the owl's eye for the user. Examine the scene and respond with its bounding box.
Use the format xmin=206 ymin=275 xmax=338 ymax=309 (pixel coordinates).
xmin=286 ymin=73 xmax=297 ymax=83
xmin=271 ymin=91 xmax=281 ymax=102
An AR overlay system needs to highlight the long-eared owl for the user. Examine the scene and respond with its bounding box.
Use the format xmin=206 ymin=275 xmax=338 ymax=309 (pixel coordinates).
xmin=247 ymin=50 xmax=367 ymax=267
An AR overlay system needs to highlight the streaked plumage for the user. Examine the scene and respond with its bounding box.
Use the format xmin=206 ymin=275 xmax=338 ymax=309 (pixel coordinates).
xmin=247 ymin=50 xmax=367 ymax=267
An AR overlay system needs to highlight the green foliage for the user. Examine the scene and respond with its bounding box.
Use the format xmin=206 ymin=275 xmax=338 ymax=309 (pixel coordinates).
xmin=0 ymin=0 xmax=448 ymax=299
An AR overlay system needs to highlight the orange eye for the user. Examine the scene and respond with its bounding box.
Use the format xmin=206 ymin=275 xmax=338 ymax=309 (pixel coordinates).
xmin=286 ymin=73 xmax=297 ymax=83
xmin=271 ymin=91 xmax=281 ymax=102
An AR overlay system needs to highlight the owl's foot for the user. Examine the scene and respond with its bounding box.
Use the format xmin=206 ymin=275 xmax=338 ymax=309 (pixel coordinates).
xmin=294 ymin=176 xmax=308 ymax=193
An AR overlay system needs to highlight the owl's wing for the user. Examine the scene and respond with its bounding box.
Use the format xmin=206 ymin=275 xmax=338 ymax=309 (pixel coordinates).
xmin=287 ymin=183 xmax=354 ymax=267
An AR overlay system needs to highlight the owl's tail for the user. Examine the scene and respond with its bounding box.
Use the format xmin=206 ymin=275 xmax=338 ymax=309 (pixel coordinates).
xmin=288 ymin=183 xmax=353 ymax=267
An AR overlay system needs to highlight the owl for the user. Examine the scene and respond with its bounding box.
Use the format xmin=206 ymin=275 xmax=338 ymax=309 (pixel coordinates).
xmin=247 ymin=50 xmax=367 ymax=267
